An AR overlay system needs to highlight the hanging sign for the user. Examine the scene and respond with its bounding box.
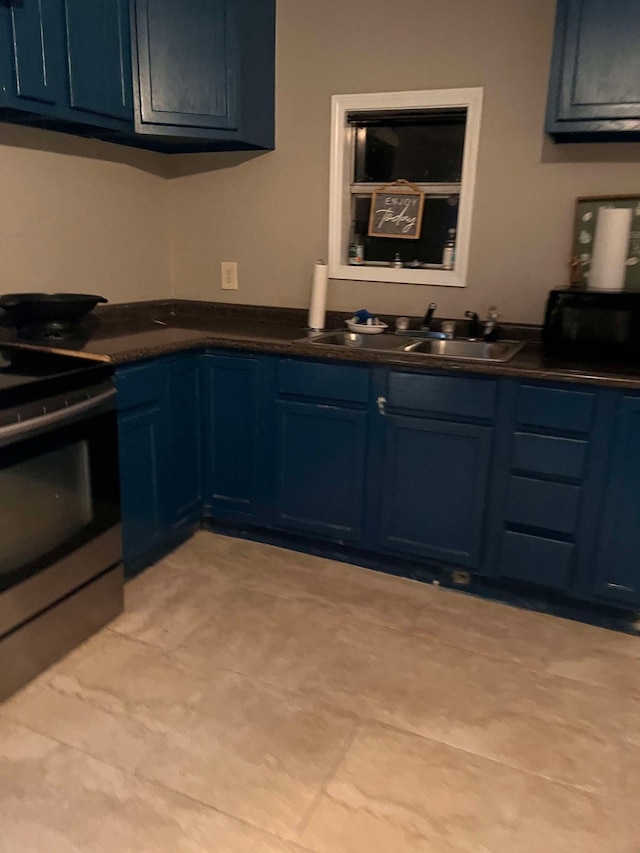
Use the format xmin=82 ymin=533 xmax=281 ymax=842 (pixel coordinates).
xmin=368 ymin=179 xmax=425 ymax=239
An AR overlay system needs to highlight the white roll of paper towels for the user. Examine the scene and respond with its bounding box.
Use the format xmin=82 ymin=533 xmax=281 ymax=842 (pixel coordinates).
xmin=308 ymin=260 xmax=328 ymax=331
xmin=588 ymin=207 xmax=632 ymax=291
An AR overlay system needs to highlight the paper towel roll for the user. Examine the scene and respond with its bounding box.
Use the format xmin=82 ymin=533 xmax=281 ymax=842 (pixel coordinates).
xmin=308 ymin=260 xmax=328 ymax=330
xmin=588 ymin=207 xmax=632 ymax=291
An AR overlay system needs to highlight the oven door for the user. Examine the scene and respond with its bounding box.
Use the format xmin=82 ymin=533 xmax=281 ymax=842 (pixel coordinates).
xmin=0 ymin=384 xmax=121 ymax=633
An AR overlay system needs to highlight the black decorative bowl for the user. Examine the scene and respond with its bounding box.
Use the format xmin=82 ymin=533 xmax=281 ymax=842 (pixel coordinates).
xmin=0 ymin=293 xmax=108 ymax=325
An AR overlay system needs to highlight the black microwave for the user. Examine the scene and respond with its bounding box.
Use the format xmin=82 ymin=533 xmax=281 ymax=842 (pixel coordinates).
xmin=542 ymin=288 xmax=640 ymax=361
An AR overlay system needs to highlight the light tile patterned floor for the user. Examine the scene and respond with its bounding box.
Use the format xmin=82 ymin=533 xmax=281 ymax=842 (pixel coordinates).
xmin=1 ymin=531 xmax=639 ymax=852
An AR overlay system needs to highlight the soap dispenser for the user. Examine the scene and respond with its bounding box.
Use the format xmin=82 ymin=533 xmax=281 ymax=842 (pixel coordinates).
xmin=483 ymin=306 xmax=500 ymax=341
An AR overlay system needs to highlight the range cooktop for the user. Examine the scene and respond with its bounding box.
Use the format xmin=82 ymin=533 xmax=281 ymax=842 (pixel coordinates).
xmin=0 ymin=344 xmax=112 ymax=408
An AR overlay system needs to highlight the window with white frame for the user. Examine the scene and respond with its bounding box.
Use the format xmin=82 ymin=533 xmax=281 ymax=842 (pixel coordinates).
xmin=328 ymin=88 xmax=483 ymax=287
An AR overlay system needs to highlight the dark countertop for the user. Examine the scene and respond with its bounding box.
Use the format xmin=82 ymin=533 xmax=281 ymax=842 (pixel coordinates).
xmin=3 ymin=299 xmax=640 ymax=390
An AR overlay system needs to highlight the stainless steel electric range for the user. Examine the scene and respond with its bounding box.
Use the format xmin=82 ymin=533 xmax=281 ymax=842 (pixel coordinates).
xmin=0 ymin=344 xmax=122 ymax=702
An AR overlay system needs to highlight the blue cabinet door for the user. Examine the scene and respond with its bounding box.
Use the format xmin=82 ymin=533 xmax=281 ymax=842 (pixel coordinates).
xmin=116 ymin=361 xmax=168 ymax=566
xmin=1 ymin=0 xmax=273 ymax=150
xmin=484 ymin=381 xmax=621 ymax=597
xmin=592 ymin=395 xmax=640 ymax=606
xmin=166 ymin=354 xmax=203 ymax=529
xmin=377 ymin=414 xmax=492 ymax=568
xmin=0 ymin=0 xmax=131 ymax=129
xmin=546 ymin=0 xmax=640 ymax=138
xmin=63 ymin=0 xmax=132 ymax=126
xmin=201 ymin=352 xmax=267 ymax=523
xmin=274 ymin=400 xmax=368 ymax=542
xmin=131 ymin=0 xmax=275 ymax=150
xmin=134 ymin=0 xmax=235 ymax=131
xmin=0 ymin=0 xmax=66 ymax=112
xmin=117 ymin=355 xmax=203 ymax=569
xmin=117 ymin=403 xmax=165 ymax=565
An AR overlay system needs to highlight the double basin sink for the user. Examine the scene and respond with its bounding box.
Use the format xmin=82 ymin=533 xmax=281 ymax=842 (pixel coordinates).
xmin=298 ymin=331 xmax=525 ymax=363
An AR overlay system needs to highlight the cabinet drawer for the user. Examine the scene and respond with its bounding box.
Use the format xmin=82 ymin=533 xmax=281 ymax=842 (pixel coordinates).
xmin=387 ymin=372 xmax=496 ymax=419
xmin=116 ymin=361 xmax=166 ymax=410
xmin=277 ymin=359 xmax=369 ymax=404
xmin=512 ymin=433 xmax=587 ymax=480
xmin=505 ymin=476 xmax=581 ymax=534
xmin=516 ymin=385 xmax=594 ymax=433
xmin=499 ymin=531 xmax=574 ymax=590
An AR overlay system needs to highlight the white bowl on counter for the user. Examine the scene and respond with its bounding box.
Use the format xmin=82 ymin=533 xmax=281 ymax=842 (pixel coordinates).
xmin=345 ymin=319 xmax=388 ymax=335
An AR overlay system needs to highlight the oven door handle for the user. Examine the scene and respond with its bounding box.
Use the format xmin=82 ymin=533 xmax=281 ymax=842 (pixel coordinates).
xmin=0 ymin=386 xmax=116 ymax=449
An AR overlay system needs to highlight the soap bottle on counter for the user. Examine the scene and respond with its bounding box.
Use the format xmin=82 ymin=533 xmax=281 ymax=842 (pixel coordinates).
xmin=442 ymin=228 xmax=456 ymax=269
xmin=391 ymin=253 xmax=403 ymax=268
xmin=483 ymin=306 xmax=500 ymax=341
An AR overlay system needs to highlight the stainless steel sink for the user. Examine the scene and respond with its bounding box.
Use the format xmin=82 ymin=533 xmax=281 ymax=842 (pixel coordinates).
xmin=300 ymin=331 xmax=410 ymax=351
xmin=401 ymin=338 xmax=525 ymax=362
xmin=298 ymin=330 xmax=525 ymax=362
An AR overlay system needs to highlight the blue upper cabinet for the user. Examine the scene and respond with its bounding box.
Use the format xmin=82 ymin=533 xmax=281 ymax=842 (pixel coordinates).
xmin=0 ymin=0 xmax=275 ymax=152
xmin=0 ymin=0 xmax=66 ymax=113
xmin=546 ymin=0 xmax=640 ymax=140
xmin=130 ymin=0 xmax=275 ymax=151
xmin=133 ymin=0 xmax=236 ymax=132
xmin=64 ymin=0 xmax=132 ymax=125
xmin=0 ymin=0 xmax=131 ymax=130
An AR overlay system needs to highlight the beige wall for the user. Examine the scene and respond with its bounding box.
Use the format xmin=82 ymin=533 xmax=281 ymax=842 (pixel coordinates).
xmin=0 ymin=125 xmax=170 ymax=304
xmin=166 ymin=0 xmax=640 ymax=325
xmin=2 ymin=0 xmax=639 ymax=324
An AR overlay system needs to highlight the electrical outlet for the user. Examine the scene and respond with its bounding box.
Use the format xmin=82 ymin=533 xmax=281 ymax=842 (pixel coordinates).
xmin=221 ymin=261 xmax=238 ymax=290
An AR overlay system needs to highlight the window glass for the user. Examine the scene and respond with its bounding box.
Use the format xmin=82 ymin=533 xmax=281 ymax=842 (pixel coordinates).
xmin=351 ymin=194 xmax=459 ymax=266
xmin=350 ymin=109 xmax=466 ymax=184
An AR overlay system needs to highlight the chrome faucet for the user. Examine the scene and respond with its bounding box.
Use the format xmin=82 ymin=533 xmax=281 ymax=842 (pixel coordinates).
xmin=421 ymin=303 xmax=437 ymax=329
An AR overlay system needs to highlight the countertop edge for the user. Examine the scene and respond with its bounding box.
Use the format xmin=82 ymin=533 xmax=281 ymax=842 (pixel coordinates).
xmin=3 ymin=301 xmax=640 ymax=390
xmin=40 ymin=334 xmax=640 ymax=391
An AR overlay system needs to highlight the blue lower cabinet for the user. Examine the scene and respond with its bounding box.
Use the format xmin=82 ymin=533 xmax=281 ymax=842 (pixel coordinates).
xmin=484 ymin=380 xmax=616 ymax=596
xmin=114 ymin=351 xmax=640 ymax=612
xmin=498 ymin=531 xmax=575 ymax=591
xmin=166 ymin=354 xmax=203 ymax=529
xmin=201 ymin=352 xmax=267 ymax=523
xmin=377 ymin=414 xmax=492 ymax=568
xmin=117 ymin=404 xmax=165 ymax=564
xmin=503 ymin=476 xmax=581 ymax=536
xmin=592 ymin=395 xmax=640 ymax=606
xmin=116 ymin=355 xmax=203 ymax=568
xmin=116 ymin=360 xmax=169 ymax=565
xmin=273 ymin=400 xmax=368 ymax=542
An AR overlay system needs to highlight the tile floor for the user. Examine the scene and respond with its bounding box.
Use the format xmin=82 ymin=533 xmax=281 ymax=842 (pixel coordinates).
xmin=1 ymin=531 xmax=639 ymax=852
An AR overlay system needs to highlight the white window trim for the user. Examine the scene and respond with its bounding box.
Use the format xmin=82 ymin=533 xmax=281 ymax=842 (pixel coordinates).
xmin=328 ymin=87 xmax=483 ymax=287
